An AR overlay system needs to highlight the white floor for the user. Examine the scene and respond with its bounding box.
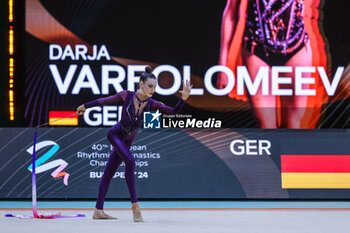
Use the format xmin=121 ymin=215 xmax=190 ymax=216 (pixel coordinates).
xmin=1 ymin=209 xmax=349 ymax=233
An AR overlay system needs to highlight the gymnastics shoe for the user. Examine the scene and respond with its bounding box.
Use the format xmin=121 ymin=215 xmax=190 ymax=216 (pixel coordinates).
xmin=132 ymin=205 xmax=144 ymax=222
xmin=92 ymin=209 xmax=117 ymax=220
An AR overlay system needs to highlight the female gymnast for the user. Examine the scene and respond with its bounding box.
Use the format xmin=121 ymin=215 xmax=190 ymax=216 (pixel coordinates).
xmin=218 ymin=0 xmax=328 ymax=128
xmin=76 ymin=66 xmax=192 ymax=221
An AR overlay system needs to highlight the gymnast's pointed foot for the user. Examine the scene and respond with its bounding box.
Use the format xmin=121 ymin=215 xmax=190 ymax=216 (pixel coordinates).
xmin=93 ymin=209 xmax=117 ymax=220
xmin=132 ymin=202 xmax=144 ymax=222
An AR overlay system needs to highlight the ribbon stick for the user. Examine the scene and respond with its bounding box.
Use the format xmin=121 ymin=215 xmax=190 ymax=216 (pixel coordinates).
xmin=5 ymin=121 xmax=86 ymax=219
xmin=32 ymin=131 xmax=38 ymax=218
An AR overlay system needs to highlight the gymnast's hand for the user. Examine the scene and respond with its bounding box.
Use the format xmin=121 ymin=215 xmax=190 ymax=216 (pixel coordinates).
xmin=179 ymin=80 xmax=192 ymax=101
xmin=76 ymin=104 xmax=85 ymax=115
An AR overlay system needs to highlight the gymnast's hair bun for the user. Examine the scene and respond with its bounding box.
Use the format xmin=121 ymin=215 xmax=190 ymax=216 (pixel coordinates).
xmin=145 ymin=65 xmax=152 ymax=73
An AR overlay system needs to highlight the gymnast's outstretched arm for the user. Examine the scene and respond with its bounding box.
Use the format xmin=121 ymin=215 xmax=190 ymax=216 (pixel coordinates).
xmin=76 ymin=90 xmax=129 ymax=115
xmin=151 ymin=99 xmax=185 ymax=115
xmin=151 ymin=80 xmax=192 ymax=114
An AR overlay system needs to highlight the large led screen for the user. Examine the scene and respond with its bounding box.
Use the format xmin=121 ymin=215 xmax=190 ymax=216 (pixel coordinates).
xmin=25 ymin=0 xmax=349 ymax=128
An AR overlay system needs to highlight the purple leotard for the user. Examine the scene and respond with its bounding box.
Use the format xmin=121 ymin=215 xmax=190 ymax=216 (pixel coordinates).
xmin=84 ymin=90 xmax=184 ymax=209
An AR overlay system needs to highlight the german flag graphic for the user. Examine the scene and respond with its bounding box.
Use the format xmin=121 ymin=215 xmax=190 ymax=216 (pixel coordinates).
xmin=49 ymin=111 xmax=78 ymax=126
xmin=281 ymin=155 xmax=350 ymax=189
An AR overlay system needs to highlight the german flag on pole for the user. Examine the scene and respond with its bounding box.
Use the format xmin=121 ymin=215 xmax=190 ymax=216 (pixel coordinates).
xmin=281 ymin=155 xmax=350 ymax=189
xmin=49 ymin=111 xmax=78 ymax=126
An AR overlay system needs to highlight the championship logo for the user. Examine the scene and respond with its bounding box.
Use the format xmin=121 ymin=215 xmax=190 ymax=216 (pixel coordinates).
xmin=27 ymin=141 xmax=70 ymax=186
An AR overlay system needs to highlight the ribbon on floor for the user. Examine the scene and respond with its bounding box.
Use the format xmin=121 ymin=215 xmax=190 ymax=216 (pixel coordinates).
xmin=5 ymin=130 xmax=86 ymax=219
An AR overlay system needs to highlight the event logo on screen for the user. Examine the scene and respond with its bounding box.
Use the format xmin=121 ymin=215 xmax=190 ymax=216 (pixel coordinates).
xmin=143 ymin=110 xmax=161 ymax=129
xmin=26 ymin=141 xmax=70 ymax=186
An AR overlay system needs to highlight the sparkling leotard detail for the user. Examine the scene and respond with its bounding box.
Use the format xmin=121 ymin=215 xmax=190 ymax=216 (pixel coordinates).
xmin=243 ymin=0 xmax=308 ymax=58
